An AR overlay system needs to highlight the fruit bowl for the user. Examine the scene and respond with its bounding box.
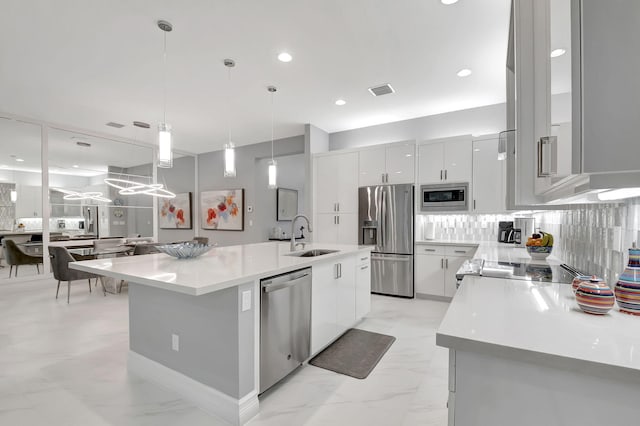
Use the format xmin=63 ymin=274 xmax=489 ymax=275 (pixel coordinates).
xmin=156 ymin=242 xmax=213 ymax=259
xmin=526 ymin=245 xmax=553 ymax=260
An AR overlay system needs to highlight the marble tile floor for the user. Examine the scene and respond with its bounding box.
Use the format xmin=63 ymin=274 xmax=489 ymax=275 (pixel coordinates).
xmin=0 ymin=277 xmax=451 ymax=426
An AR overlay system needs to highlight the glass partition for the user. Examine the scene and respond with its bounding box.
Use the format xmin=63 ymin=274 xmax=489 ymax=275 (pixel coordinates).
xmin=47 ymin=128 xmax=154 ymax=239
xmin=0 ymin=117 xmax=43 ymax=277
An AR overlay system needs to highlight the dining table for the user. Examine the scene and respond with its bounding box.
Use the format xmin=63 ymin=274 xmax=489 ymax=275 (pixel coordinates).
xmin=68 ymin=246 xmax=134 ymax=293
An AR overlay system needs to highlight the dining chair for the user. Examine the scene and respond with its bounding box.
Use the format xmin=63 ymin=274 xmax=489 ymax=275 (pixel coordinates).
xmin=193 ymin=237 xmax=209 ymax=245
xmin=49 ymin=246 xmax=103 ymax=303
xmin=4 ymin=239 xmax=44 ymax=278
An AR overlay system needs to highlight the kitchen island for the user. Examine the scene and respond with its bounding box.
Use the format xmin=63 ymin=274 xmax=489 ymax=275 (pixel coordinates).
xmin=71 ymin=241 xmax=372 ymax=425
xmin=437 ymin=261 xmax=640 ymax=425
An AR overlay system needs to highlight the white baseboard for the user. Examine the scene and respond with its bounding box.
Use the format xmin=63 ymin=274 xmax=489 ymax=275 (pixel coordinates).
xmin=128 ymin=351 xmax=259 ymax=425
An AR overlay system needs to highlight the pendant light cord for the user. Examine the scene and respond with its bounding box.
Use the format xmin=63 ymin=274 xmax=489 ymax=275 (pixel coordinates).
xmin=271 ymin=90 xmax=275 ymax=161
xmin=163 ymin=30 xmax=167 ymax=124
xmin=228 ymin=66 xmax=232 ymax=144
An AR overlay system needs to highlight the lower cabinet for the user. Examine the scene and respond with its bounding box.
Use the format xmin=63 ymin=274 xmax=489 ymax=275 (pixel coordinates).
xmin=355 ymin=252 xmax=371 ymax=320
xmin=415 ymin=244 xmax=476 ymax=299
xmin=311 ymin=252 xmax=371 ymax=355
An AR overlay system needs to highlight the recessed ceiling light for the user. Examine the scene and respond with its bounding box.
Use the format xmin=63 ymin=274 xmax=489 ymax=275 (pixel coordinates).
xmin=15 ymin=158 xmax=24 ymax=162
xmin=72 ymin=165 xmax=79 ymax=168
xmin=457 ymin=69 xmax=472 ymax=77
xmin=335 ymin=99 xmax=346 ymax=106
xmin=277 ymin=52 xmax=292 ymax=63
xmin=550 ymin=48 xmax=566 ymax=58
xmin=441 ymin=0 xmax=459 ymax=4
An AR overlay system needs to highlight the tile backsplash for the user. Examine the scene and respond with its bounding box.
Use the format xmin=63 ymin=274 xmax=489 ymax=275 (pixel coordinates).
xmin=419 ymin=197 xmax=640 ymax=286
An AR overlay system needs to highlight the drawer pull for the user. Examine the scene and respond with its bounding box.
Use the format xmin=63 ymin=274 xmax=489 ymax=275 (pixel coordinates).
xmin=424 ymin=248 xmax=436 ymax=252
xmin=360 ymin=257 xmax=369 ymax=261
xmin=454 ymin=250 xmax=467 ymax=254
xmin=360 ymin=265 xmax=369 ymax=270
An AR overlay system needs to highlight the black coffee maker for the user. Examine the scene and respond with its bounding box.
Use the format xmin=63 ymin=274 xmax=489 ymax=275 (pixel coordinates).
xmin=498 ymin=221 xmax=515 ymax=243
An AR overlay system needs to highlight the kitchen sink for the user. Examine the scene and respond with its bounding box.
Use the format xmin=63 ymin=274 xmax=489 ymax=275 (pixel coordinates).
xmin=287 ymin=249 xmax=339 ymax=257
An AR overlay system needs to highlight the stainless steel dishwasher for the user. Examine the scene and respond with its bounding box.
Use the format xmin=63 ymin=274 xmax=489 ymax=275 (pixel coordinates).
xmin=260 ymin=267 xmax=311 ymax=394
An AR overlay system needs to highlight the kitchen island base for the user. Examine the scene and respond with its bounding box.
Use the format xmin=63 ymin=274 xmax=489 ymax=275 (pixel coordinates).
xmin=446 ymin=348 xmax=640 ymax=426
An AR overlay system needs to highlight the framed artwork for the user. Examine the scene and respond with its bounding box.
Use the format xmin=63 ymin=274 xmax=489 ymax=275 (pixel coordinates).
xmin=159 ymin=192 xmax=193 ymax=229
xmin=201 ymin=189 xmax=244 ymax=231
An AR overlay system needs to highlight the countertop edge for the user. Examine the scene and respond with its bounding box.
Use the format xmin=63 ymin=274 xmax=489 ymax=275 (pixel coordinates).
xmin=436 ymin=331 xmax=640 ymax=382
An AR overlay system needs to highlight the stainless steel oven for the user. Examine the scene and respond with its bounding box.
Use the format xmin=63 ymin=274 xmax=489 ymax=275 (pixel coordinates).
xmin=420 ymin=183 xmax=469 ymax=212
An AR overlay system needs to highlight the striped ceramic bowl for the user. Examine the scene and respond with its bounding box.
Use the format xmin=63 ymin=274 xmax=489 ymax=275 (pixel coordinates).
xmin=572 ymin=275 xmax=594 ymax=293
xmin=575 ymin=277 xmax=615 ymax=315
xmin=615 ymin=249 xmax=640 ymax=315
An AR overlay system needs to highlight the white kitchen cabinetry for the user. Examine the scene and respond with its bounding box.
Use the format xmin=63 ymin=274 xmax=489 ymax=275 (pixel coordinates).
xmin=15 ymin=185 xmax=42 ymax=218
xmin=355 ymin=252 xmax=371 ymax=320
xmin=415 ymin=244 xmax=476 ymax=299
xmin=315 ymin=152 xmax=359 ymax=214
xmin=358 ymin=142 xmax=415 ymax=186
xmin=509 ymin=0 xmax=640 ymax=207
xmin=336 ymin=256 xmax=357 ymax=335
xmin=472 ymin=137 xmax=506 ymax=213
xmin=311 ymin=252 xmax=371 ymax=355
xmin=311 ymin=261 xmax=339 ymax=355
xmin=418 ymin=136 xmax=472 ymax=185
xmin=314 ymin=213 xmax=357 ymax=245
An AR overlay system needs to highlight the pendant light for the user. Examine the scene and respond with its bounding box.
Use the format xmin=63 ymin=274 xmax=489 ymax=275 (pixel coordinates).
xmin=267 ymin=86 xmax=277 ymax=189
xmin=157 ymin=20 xmax=173 ymax=168
xmin=224 ymin=59 xmax=236 ymax=177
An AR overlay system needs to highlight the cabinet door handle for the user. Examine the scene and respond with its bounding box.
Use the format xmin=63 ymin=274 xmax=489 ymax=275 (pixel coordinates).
xmin=454 ymin=250 xmax=467 ymax=254
xmin=445 ymin=169 xmax=448 ymax=180
xmin=337 ymin=202 xmax=340 ymax=212
xmin=381 ymin=173 xmax=385 ymax=183
xmin=337 ymin=216 xmax=340 ymax=225
xmin=360 ymin=256 xmax=369 ymax=261
xmin=386 ymin=173 xmax=389 ymax=183
xmin=333 ymin=216 xmax=337 ymax=225
xmin=445 ymin=258 xmax=449 ymax=269
xmin=360 ymin=265 xmax=368 ymax=270
xmin=338 ymin=263 xmax=342 ymax=278
xmin=424 ymin=248 xmax=436 ymax=252
xmin=473 ymin=199 xmax=476 ymax=210
xmin=440 ymin=170 xmax=443 ymax=180
xmin=441 ymin=258 xmax=444 ymax=269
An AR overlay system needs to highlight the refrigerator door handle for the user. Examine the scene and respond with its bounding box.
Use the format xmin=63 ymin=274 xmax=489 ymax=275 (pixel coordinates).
xmin=380 ymin=189 xmax=386 ymax=249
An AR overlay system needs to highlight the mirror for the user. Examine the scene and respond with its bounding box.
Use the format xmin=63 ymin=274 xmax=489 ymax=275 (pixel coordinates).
xmin=277 ymin=188 xmax=298 ymax=221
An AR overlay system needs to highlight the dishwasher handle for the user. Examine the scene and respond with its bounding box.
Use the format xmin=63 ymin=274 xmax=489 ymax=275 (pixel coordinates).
xmin=263 ymin=274 xmax=310 ymax=293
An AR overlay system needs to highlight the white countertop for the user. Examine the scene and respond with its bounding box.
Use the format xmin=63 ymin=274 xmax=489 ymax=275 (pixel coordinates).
xmin=70 ymin=242 xmax=371 ymax=296
xmin=437 ymin=274 xmax=640 ymax=376
xmin=417 ymin=239 xmax=563 ymax=266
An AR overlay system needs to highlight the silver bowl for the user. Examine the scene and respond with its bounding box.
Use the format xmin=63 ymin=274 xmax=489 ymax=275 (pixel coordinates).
xmin=156 ymin=242 xmax=213 ymax=259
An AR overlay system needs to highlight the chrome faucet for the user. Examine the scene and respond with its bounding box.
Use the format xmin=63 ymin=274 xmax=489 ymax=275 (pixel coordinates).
xmin=290 ymin=214 xmax=312 ymax=251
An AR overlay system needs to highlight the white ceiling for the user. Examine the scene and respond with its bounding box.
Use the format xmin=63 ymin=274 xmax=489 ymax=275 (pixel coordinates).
xmin=0 ymin=0 xmax=511 ymax=154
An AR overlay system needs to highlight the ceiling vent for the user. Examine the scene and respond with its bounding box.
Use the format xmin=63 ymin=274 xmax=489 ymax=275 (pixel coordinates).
xmin=368 ymin=83 xmax=395 ymax=97
xmin=76 ymin=141 xmax=91 ymax=148
xmin=106 ymin=121 xmax=125 ymax=128
xmin=133 ymin=121 xmax=151 ymax=129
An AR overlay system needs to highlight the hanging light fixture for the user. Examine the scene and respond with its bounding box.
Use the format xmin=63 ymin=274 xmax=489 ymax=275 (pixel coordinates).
xmin=157 ymin=20 xmax=173 ymax=168
xmin=224 ymin=59 xmax=236 ymax=177
xmin=267 ymin=86 xmax=277 ymax=189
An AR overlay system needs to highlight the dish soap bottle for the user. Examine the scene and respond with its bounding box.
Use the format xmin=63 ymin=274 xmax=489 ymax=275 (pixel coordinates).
xmin=615 ymin=242 xmax=640 ymax=315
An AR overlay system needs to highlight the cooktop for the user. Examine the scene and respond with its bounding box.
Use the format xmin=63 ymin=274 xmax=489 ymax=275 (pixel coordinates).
xmin=457 ymin=259 xmax=586 ymax=285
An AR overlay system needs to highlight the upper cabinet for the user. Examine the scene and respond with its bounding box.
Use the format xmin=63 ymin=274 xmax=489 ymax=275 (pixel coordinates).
xmin=358 ymin=142 xmax=415 ymax=186
xmin=418 ymin=136 xmax=472 ymax=185
xmin=472 ymin=136 xmax=506 ymax=213
xmin=509 ymin=0 xmax=640 ymax=206
xmin=315 ymin=152 xmax=359 ymax=214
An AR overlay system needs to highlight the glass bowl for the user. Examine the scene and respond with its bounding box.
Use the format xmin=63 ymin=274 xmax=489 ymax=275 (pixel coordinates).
xmin=156 ymin=242 xmax=214 ymax=259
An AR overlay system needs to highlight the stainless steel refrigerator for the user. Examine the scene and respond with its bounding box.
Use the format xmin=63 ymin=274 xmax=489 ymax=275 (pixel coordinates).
xmin=358 ymin=184 xmax=414 ymax=298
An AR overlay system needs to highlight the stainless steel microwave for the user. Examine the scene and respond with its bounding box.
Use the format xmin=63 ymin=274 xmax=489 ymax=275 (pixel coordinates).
xmin=420 ymin=183 xmax=469 ymax=212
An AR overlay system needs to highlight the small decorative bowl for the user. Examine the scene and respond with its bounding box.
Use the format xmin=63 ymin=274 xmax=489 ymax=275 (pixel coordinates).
xmin=156 ymin=242 xmax=213 ymax=259
xmin=572 ymin=275 xmax=594 ymax=293
xmin=575 ymin=277 xmax=615 ymax=315
xmin=526 ymin=245 xmax=553 ymax=260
